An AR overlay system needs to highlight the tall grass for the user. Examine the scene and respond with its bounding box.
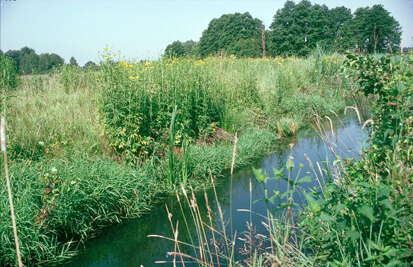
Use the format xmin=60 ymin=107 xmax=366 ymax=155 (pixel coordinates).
xmin=0 ymin=49 xmax=359 ymax=265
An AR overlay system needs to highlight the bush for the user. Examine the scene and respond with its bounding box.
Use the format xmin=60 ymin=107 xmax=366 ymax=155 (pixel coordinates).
xmin=0 ymin=55 xmax=19 ymax=90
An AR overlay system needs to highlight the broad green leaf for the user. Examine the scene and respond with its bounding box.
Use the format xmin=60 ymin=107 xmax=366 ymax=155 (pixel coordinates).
xmin=252 ymin=168 xmax=267 ymax=183
xmin=319 ymin=214 xmax=335 ymax=222
xmin=359 ymin=205 xmax=374 ymax=221
xmin=296 ymin=176 xmax=312 ymax=185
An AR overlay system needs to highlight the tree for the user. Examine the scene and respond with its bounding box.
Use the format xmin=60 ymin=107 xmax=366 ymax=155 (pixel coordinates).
xmin=199 ymin=12 xmax=263 ymax=58
xmin=327 ymin=6 xmax=352 ymax=52
xmin=343 ymin=5 xmax=401 ymax=53
xmin=84 ymin=61 xmax=96 ymax=69
xmin=268 ymin=0 xmax=331 ymax=56
xmin=164 ymin=41 xmax=186 ymax=58
xmin=182 ymin=40 xmax=197 ymax=56
xmin=48 ymin=53 xmax=64 ymax=69
xmin=69 ymin=56 xmax=78 ymax=66
xmin=20 ymin=52 xmax=39 ymax=74
xmin=38 ymin=53 xmax=51 ymax=73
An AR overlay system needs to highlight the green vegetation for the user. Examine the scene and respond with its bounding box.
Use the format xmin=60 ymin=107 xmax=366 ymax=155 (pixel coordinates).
xmin=0 ymin=47 xmax=355 ymax=265
xmin=161 ymin=52 xmax=412 ymax=266
xmin=199 ymin=12 xmax=264 ymax=58
xmin=3 ymin=47 xmax=65 ymax=75
xmin=165 ymin=1 xmax=402 ymax=58
xmin=299 ymin=52 xmax=412 ymax=266
xmin=0 ymin=55 xmax=19 ymax=90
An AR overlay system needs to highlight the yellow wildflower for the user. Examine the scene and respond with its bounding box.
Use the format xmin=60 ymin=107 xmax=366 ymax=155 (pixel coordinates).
xmin=129 ymin=76 xmax=135 ymax=79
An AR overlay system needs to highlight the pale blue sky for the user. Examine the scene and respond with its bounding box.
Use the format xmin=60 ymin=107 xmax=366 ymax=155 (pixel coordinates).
xmin=1 ymin=0 xmax=412 ymax=65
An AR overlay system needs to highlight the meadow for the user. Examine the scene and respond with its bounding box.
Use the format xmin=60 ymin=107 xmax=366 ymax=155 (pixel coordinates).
xmin=1 ymin=49 xmax=364 ymax=265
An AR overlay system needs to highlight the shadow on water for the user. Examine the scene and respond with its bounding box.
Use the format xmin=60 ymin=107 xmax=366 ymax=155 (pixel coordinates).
xmin=63 ymin=114 xmax=368 ymax=267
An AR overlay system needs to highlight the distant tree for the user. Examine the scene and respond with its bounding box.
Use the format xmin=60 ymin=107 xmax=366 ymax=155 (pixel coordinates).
xmin=5 ymin=47 xmax=36 ymax=74
xmin=268 ymin=0 xmax=331 ymax=56
xmin=38 ymin=53 xmax=51 ymax=73
xmin=199 ymin=12 xmax=263 ymax=58
xmin=327 ymin=6 xmax=352 ymax=52
xmin=69 ymin=56 xmax=78 ymax=66
xmin=0 ymin=50 xmax=3 ymax=57
xmin=48 ymin=53 xmax=64 ymax=69
xmin=5 ymin=50 xmax=22 ymax=73
xmin=20 ymin=52 xmax=39 ymax=74
xmin=342 ymin=5 xmax=401 ymax=53
xmin=182 ymin=40 xmax=197 ymax=55
xmin=164 ymin=41 xmax=186 ymax=58
xmin=84 ymin=61 xmax=96 ymax=69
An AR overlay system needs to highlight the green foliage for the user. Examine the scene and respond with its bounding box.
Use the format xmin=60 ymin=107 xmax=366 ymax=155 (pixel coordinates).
xmin=267 ymin=1 xmax=400 ymax=56
xmin=96 ymin=56 xmax=225 ymax=162
xmin=164 ymin=40 xmax=186 ymax=58
xmin=300 ymin=52 xmax=412 ymax=265
xmin=59 ymin=64 xmax=92 ymax=93
xmin=199 ymin=12 xmax=263 ymax=58
xmin=344 ymin=53 xmax=412 ymax=153
xmin=268 ymin=0 xmax=331 ymax=56
xmin=69 ymin=56 xmax=78 ymax=66
xmin=38 ymin=53 xmax=64 ymax=73
xmin=0 ymin=55 xmax=19 ymax=90
xmin=83 ymin=60 xmax=97 ymax=69
xmin=20 ymin=52 xmax=40 ymax=75
xmin=342 ymin=5 xmax=401 ymax=53
xmin=6 ymin=47 xmax=64 ymax=75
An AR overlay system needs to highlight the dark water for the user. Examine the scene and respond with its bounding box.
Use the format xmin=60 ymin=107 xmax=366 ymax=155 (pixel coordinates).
xmin=64 ymin=115 xmax=367 ymax=267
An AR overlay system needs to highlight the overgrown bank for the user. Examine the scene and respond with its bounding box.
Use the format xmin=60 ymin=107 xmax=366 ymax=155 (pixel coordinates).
xmin=298 ymin=53 xmax=412 ymax=265
xmin=0 ymin=51 xmax=355 ymax=265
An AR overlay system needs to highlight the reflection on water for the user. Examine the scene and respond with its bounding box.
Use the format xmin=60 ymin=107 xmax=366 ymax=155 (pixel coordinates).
xmin=64 ymin=115 xmax=368 ymax=267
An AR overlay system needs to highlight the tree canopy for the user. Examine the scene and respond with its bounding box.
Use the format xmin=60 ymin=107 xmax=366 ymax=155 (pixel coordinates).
xmin=2 ymin=47 xmax=65 ymax=75
xmin=164 ymin=41 xmax=186 ymax=58
xmin=342 ymin=5 xmax=401 ymax=53
xmin=69 ymin=56 xmax=78 ymax=66
xmin=198 ymin=12 xmax=263 ymax=58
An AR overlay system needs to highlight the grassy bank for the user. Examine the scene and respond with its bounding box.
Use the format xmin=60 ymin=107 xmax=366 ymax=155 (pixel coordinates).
xmin=0 ymin=50 xmax=355 ymax=265
xmin=156 ymin=53 xmax=412 ymax=266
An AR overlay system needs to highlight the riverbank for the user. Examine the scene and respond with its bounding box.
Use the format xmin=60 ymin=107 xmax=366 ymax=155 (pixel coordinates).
xmin=0 ymin=51 xmax=356 ymax=265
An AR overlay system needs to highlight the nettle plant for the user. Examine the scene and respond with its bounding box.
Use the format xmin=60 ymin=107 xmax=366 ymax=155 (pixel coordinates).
xmin=299 ymin=53 xmax=412 ymax=266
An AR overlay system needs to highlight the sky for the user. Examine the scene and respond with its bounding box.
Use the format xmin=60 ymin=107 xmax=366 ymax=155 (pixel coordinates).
xmin=1 ymin=0 xmax=412 ymax=66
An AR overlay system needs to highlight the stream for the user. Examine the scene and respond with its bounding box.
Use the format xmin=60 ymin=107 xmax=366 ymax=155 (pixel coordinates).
xmin=64 ymin=115 xmax=367 ymax=266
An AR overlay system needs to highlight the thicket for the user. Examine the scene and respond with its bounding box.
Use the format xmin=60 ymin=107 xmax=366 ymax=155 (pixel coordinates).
xmin=300 ymin=53 xmax=412 ymax=265
xmin=96 ymin=50 xmax=349 ymax=164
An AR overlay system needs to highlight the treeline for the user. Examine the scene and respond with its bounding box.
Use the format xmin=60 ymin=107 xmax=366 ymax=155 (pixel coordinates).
xmin=165 ymin=0 xmax=403 ymax=58
xmin=0 ymin=47 xmax=97 ymax=75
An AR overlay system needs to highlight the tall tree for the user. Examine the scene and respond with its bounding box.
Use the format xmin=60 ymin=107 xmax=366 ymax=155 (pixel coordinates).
xmin=20 ymin=52 xmax=39 ymax=74
xmin=343 ymin=5 xmax=401 ymax=53
xmin=327 ymin=6 xmax=352 ymax=52
xmin=182 ymin=40 xmax=197 ymax=56
xmin=164 ymin=41 xmax=186 ymax=58
xmin=38 ymin=53 xmax=51 ymax=73
xmin=84 ymin=61 xmax=96 ymax=69
xmin=268 ymin=0 xmax=330 ymax=56
xmin=69 ymin=56 xmax=78 ymax=66
xmin=48 ymin=53 xmax=64 ymax=69
xmin=199 ymin=12 xmax=263 ymax=58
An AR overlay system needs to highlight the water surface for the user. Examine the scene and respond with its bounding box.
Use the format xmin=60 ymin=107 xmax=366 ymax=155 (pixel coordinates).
xmin=64 ymin=115 xmax=367 ymax=266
